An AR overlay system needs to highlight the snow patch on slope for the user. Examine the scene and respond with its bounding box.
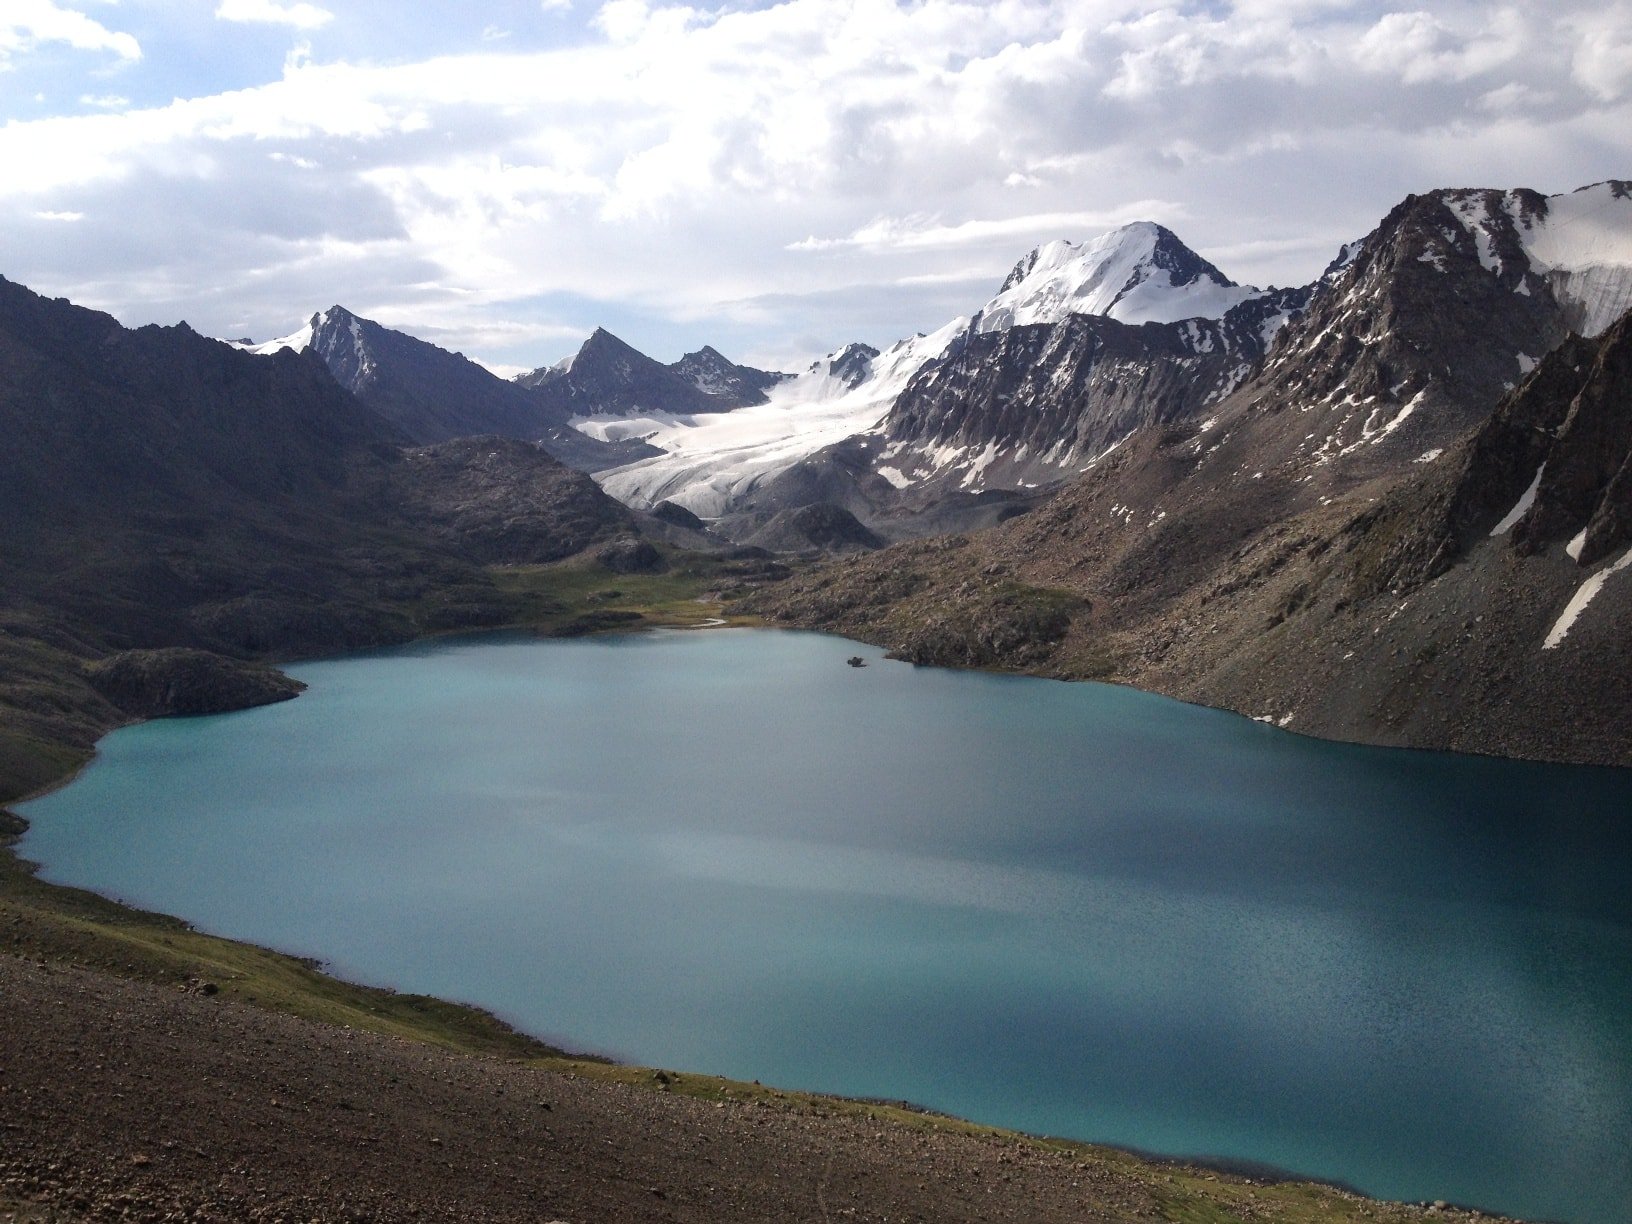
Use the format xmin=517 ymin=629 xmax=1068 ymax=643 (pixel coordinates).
xmin=1491 ymin=463 xmax=1544 ymax=536
xmin=1543 ymin=547 xmax=1632 ymax=649
xmin=229 ymin=311 xmax=324 ymax=356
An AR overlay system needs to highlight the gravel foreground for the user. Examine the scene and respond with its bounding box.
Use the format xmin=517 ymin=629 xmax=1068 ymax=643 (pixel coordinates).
xmin=0 ymin=953 xmax=1161 ymax=1223
xmin=0 ymin=953 xmax=1510 ymax=1224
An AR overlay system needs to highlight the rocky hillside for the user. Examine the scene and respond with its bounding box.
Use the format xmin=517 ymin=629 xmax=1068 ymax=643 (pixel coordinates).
xmin=873 ymin=286 xmax=1309 ymax=493
xmin=671 ymin=344 xmax=791 ymax=407
xmin=747 ymin=303 xmax=1632 ymax=767
xmin=385 ymin=435 xmax=636 ymax=565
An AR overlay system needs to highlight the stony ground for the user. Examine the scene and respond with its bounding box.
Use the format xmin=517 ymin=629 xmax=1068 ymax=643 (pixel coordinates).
xmin=0 ymin=953 xmax=1506 ymax=1224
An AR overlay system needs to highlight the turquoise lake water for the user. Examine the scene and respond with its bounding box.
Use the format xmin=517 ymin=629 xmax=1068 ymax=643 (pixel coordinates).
xmin=18 ymin=628 xmax=1632 ymax=1224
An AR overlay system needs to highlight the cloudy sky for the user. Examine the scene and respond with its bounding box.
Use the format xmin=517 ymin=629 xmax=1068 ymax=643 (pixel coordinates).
xmin=1 ymin=1 xmax=1627 ymax=373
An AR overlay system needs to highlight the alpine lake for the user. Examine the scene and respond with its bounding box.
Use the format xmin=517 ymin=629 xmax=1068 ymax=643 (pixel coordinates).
xmin=19 ymin=628 xmax=1632 ymax=1224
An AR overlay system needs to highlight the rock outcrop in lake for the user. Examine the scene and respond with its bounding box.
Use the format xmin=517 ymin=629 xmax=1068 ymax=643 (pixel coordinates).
xmin=85 ymin=648 xmax=305 ymax=718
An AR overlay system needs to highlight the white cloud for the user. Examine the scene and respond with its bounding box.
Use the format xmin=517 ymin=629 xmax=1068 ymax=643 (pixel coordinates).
xmin=790 ymin=205 xmax=1186 ymax=253
xmin=33 ymin=209 xmax=84 ymax=222
xmin=0 ymin=0 xmax=141 ymax=65
xmin=1353 ymin=8 xmax=1526 ymax=84
xmin=215 ymin=0 xmax=335 ymax=31
xmin=1476 ymin=82 xmax=1552 ymax=112
xmin=0 ymin=0 xmax=1627 ymax=371
xmin=1567 ymin=3 xmax=1632 ymax=100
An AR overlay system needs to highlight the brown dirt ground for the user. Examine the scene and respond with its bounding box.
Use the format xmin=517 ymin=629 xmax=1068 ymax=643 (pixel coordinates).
xmin=0 ymin=954 xmax=1496 ymax=1224
xmin=0 ymin=952 xmax=1170 ymax=1223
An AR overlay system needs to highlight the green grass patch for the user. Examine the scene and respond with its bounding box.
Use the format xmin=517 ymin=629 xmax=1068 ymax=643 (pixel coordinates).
xmin=491 ymin=550 xmax=766 ymax=635
xmin=0 ymin=826 xmax=560 ymax=1060
xmin=0 ymin=730 xmax=90 ymax=805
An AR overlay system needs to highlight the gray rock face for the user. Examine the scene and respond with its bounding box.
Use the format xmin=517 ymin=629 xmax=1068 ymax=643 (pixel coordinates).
xmin=595 ymin=536 xmax=667 ymax=574
xmin=300 ymin=308 xmax=655 ymax=473
xmin=390 ymin=436 xmax=635 ymax=566
xmin=670 ymin=346 xmax=790 ymax=408
xmin=881 ymin=288 xmax=1307 ymax=485
xmin=1225 ymin=191 xmax=1573 ymax=479
xmin=743 ymin=503 xmax=884 ymax=554
xmin=1361 ymin=308 xmax=1632 ymax=591
xmin=650 ymin=500 xmax=707 ymax=531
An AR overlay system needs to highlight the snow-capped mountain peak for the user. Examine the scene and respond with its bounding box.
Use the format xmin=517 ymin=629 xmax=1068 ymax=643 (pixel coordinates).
xmin=976 ymin=221 xmax=1262 ymax=332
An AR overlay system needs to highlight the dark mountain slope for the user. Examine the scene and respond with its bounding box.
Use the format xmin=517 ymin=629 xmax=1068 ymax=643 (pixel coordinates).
xmin=306 ymin=304 xmax=563 ymax=440
xmin=1222 ymin=191 xmax=1570 ymax=484
xmin=0 ymin=279 xmax=634 ymax=791
xmin=671 ymin=344 xmax=789 ymax=407
xmin=878 ymin=287 xmax=1309 ymax=486
xmin=0 ymin=285 xmax=388 ymax=530
xmin=518 ymin=327 xmax=722 ymax=417
xmin=386 ymin=435 xmax=635 ymax=566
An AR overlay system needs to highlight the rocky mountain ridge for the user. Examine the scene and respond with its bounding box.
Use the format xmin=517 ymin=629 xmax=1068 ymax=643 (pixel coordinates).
xmin=234 ymin=307 xmax=656 ymax=473
xmin=224 ymin=182 xmax=1632 ymax=546
xmin=646 ymin=184 xmax=1630 ymax=551
xmin=516 ymin=326 xmax=788 ymax=418
xmin=736 ymin=182 xmax=1632 ymax=540
xmin=584 ymin=223 xmax=1297 ymax=529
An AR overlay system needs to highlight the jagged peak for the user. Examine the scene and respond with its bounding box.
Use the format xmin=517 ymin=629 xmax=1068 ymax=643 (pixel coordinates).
xmin=314 ymin=304 xmax=358 ymax=327
xmin=581 ymin=325 xmax=633 ymax=348
xmin=979 ymin=221 xmax=1259 ymax=332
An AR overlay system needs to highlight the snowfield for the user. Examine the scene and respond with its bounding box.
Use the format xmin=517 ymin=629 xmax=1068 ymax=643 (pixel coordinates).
xmin=1447 ymin=182 xmax=1632 ymax=338
xmin=593 ymin=317 xmax=968 ymax=515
